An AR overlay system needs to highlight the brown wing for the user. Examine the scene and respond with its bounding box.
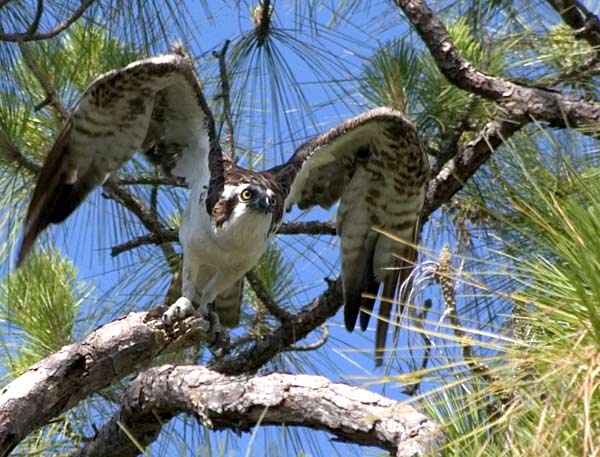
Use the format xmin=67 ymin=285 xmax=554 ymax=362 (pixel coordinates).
xmin=18 ymin=51 xmax=224 ymax=266
xmin=272 ymin=108 xmax=429 ymax=365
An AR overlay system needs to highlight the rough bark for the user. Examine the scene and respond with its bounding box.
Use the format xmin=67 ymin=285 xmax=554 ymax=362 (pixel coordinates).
xmin=70 ymin=365 xmax=443 ymax=457
xmin=6 ymin=0 xmax=600 ymax=454
xmin=0 ymin=279 xmax=345 ymax=456
xmin=0 ymin=309 xmax=210 ymax=457
xmin=395 ymin=0 xmax=600 ymax=127
xmin=395 ymin=0 xmax=600 ymax=214
xmin=545 ymin=0 xmax=600 ymax=49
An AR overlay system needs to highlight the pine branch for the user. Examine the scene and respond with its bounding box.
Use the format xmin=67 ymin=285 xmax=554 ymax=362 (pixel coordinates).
xmin=23 ymin=0 xmax=44 ymax=39
xmin=423 ymin=107 xmax=528 ymax=221
xmin=116 ymin=174 xmax=183 ymax=187
xmin=210 ymin=277 xmax=342 ymax=375
xmin=102 ymin=178 xmax=178 ymax=270
xmin=0 ymin=0 xmax=96 ymax=42
xmin=245 ymin=269 xmax=292 ymax=321
xmin=212 ymin=40 xmax=235 ymax=160
xmin=110 ymin=221 xmax=337 ymax=256
xmin=0 ymin=309 xmax=212 ymax=456
xmin=0 ymin=131 xmax=40 ymax=174
xmin=286 ymin=324 xmax=328 ymax=352
xmin=394 ymin=0 xmax=600 ymax=128
xmin=16 ymin=41 xmax=68 ymax=120
xmin=68 ymin=365 xmax=442 ymax=457
xmin=546 ymin=0 xmax=600 ymax=50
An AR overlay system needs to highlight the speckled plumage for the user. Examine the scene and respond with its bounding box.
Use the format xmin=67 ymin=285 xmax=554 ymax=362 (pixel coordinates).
xmin=19 ymin=52 xmax=428 ymax=364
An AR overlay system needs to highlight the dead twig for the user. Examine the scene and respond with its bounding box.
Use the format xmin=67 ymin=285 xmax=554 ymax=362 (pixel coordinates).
xmin=286 ymin=324 xmax=328 ymax=352
xmin=110 ymin=221 xmax=337 ymax=256
xmin=245 ymin=269 xmax=292 ymax=322
xmin=212 ymin=40 xmax=235 ymax=160
xmin=0 ymin=0 xmax=96 ymax=42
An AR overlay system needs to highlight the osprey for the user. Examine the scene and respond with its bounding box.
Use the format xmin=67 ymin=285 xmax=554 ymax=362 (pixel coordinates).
xmin=18 ymin=51 xmax=428 ymax=365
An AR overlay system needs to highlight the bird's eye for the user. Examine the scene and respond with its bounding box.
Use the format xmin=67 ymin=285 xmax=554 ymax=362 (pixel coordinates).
xmin=270 ymin=196 xmax=276 ymax=206
xmin=240 ymin=189 xmax=253 ymax=201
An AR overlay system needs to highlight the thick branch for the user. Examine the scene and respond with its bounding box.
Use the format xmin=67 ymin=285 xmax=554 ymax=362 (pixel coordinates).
xmin=0 ymin=309 xmax=212 ymax=457
xmin=71 ymin=365 xmax=442 ymax=457
xmin=546 ymin=0 xmax=600 ymax=48
xmin=395 ymin=0 xmax=600 ymax=130
xmin=0 ymin=277 xmax=343 ymax=453
xmin=210 ymin=277 xmax=342 ymax=375
xmin=423 ymin=109 xmax=528 ymax=219
xmin=0 ymin=0 xmax=96 ymax=42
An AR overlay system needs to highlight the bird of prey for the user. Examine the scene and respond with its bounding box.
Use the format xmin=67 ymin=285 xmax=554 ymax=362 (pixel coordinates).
xmin=18 ymin=50 xmax=428 ymax=365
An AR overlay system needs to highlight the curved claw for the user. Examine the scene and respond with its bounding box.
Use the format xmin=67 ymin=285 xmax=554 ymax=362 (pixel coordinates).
xmin=208 ymin=311 xmax=230 ymax=358
xmin=162 ymin=296 xmax=196 ymax=325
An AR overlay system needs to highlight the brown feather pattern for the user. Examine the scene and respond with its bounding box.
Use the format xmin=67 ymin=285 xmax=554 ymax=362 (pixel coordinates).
xmin=18 ymin=51 xmax=427 ymax=367
xmin=18 ymin=51 xmax=224 ymax=266
xmin=275 ymin=108 xmax=429 ymax=365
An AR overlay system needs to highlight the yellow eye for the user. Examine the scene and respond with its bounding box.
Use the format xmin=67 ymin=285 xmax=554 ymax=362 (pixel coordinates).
xmin=241 ymin=189 xmax=253 ymax=201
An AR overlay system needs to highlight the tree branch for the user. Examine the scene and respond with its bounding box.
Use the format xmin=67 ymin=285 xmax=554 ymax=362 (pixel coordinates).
xmin=102 ymin=179 xmax=178 ymax=270
xmin=210 ymin=277 xmax=343 ymax=375
xmin=16 ymin=41 xmax=69 ymax=121
xmin=0 ymin=276 xmax=344 ymax=453
xmin=245 ymin=269 xmax=292 ymax=321
xmin=0 ymin=131 xmax=40 ymax=174
xmin=546 ymin=0 xmax=600 ymax=49
xmin=212 ymin=40 xmax=235 ymax=160
xmin=286 ymin=324 xmax=329 ymax=352
xmin=23 ymin=0 xmax=44 ymax=39
xmin=0 ymin=0 xmax=96 ymax=42
xmin=0 ymin=309 xmax=213 ymax=457
xmin=116 ymin=173 xmax=183 ymax=187
xmin=423 ymin=108 xmax=528 ymax=220
xmin=110 ymin=221 xmax=337 ymax=256
xmin=395 ymin=0 xmax=600 ymax=131
xmin=70 ymin=365 xmax=442 ymax=457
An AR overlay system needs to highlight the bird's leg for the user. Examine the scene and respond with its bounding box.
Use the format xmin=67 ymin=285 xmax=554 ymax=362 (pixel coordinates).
xmin=198 ymin=271 xmax=239 ymax=355
xmin=162 ymin=255 xmax=201 ymax=325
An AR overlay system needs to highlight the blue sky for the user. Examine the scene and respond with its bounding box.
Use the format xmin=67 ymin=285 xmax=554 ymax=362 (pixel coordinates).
xmin=1 ymin=1 xmax=506 ymax=455
xmin=49 ymin=2 xmax=424 ymax=454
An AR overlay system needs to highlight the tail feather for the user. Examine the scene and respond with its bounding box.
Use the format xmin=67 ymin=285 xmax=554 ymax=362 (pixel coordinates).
xmin=359 ymin=279 xmax=379 ymax=331
xmin=375 ymin=265 xmax=400 ymax=367
xmin=343 ymin=235 xmax=377 ymax=332
xmin=18 ymin=123 xmax=70 ymax=266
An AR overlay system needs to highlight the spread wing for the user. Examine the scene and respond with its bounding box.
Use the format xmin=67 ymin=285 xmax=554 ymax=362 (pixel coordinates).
xmin=18 ymin=51 xmax=224 ymax=266
xmin=275 ymin=108 xmax=429 ymax=365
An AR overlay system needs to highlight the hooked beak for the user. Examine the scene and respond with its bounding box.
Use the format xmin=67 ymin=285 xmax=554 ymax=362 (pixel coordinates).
xmin=252 ymin=196 xmax=272 ymax=214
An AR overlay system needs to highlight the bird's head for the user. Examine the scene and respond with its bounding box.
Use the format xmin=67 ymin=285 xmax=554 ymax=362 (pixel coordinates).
xmin=232 ymin=183 xmax=276 ymax=214
xmin=212 ymin=182 xmax=278 ymax=229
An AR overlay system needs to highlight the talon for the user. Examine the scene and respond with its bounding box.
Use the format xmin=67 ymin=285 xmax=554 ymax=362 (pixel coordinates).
xmin=162 ymin=297 xmax=196 ymax=325
xmin=207 ymin=311 xmax=230 ymax=358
